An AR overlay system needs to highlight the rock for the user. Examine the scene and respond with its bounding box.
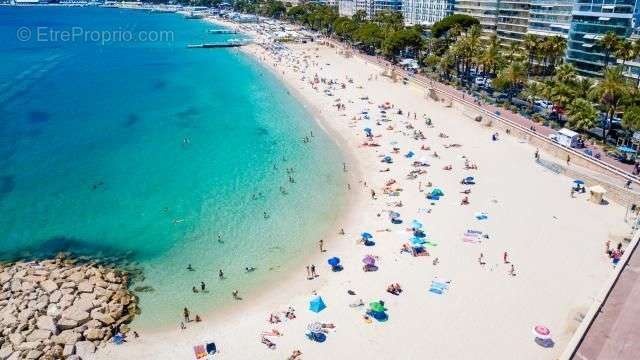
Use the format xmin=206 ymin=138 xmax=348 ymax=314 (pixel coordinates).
xmin=63 ymin=343 xmax=75 ymax=357
xmin=49 ymin=290 xmax=62 ymax=303
xmin=84 ymin=328 xmax=105 ymax=341
xmin=25 ymin=350 xmax=42 ymax=359
xmin=105 ymin=272 xmax=118 ymax=283
xmin=57 ymin=319 xmax=78 ymax=330
xmin=0 ymin=346 xmax=13 ymax=360
xmin=36 ymin=315 xmax=58 ymax=334
xmin=40 ymin=280 xmax=58 ymax=293
xmin=77 ymin=281 xmax=93 ymax=293
xmin=66 ymin=272 xmax=84 ymax=283
xmin=92 ymin=312 xmax=115 ymax=326
xmin=75 ymin=341 xmax=95 ymax=359
xmin=6 ymin=352 xmax=19 ymax=360
xmin=8 ymin=333 xmax=24 ymax=347
xmin=60 ymin=281 xmax=76 ymax=290
xmin=26 ymin=329 xmax=51 ymax=342
xmin=20 ymin=282 xmax=35 ymax=292
xmin=61 ymin=308 xmax=90 ymax=324
xmin=51 ymin=330 xmax=81 ymax=345
xmin=17 ymin=341 xmax=40 ymax=351
xmin=46 ymin=304 xmax=60 ymax=318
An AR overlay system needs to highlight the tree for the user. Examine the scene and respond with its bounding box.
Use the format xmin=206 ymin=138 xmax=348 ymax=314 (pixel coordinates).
xmin=591 ymin=66 xmax=629 ymax=141
xmin=521 ymin=81 xmax=546 ymax=111
xmin=431 ymin=14 xmax=479 ymax=38
xmin=615 ymin=39 xmax=635 ymax=67
xmin=381 ymin=26 xmax=423 ymax=60
xmin=353 ymin=22 xmax=384 ymax=53
xmin=493 ymin=62 xmax=527 ymax=102
xmin=522 ymin=34 xmax=539 ymax=75
xmin=597 ymin=31 xmax=621 ymax=69
xmin=566 ymin=99 xmax=598 ymax=131
xmin=622 ymin=106 xmax=640 ymax=139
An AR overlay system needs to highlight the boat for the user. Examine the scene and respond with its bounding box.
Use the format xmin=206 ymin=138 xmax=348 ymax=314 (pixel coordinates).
xmin=208 ymin=29 xmax=237 ymax=34
xmin=187 ymin=42 xmax=245 ymax=49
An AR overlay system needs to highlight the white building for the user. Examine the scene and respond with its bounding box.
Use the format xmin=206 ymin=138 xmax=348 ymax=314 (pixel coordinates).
xmin=402 ymin=0 xmax=453 ymax=26
xmin=338 ymin=0 xmax=402 ymax=19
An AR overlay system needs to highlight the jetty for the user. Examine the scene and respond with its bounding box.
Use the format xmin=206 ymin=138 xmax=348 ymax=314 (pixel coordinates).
xmin=187 ymin=41 xmax=247 ymax=49
xmin=208 ymin=29 xmax=237 ymax=34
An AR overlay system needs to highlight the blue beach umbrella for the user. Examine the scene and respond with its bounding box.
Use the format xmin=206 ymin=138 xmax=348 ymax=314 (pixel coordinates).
xmin=364 ymin=128 xmax=372 ymax=135
xmin=309 ymin=296 xmax=327 ymax=313
xmin=361 ymin=232 xmax=373 ymax=239
xmin=327 ymin=257 xmax=340 ymax=266
xmin=410 ymin=220 xmax=423 ymax=229
xmin=573 ymin=179 xmax=584 ymax=185
xmin=410 ymin=236 xmax=426 ymax=245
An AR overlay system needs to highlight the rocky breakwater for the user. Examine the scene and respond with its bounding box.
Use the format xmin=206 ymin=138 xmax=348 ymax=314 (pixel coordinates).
xmin=0 ymin=258 xmax=138 ymax=360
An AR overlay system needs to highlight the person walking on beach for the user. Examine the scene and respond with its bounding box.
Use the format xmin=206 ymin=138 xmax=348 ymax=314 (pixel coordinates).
xmin=200 ymin=281 xmax=206 ymax=292
xmin=534 ymin=149 xmax=539 ymax=160
xmin=371 ymin=189 xmax=376 ymax=200
xmin=503 ymin=252 xmax=509 ymax=264
xmin=232 ymin=290 xmax=240 ymax=300
xmin=319 ymin=239 xmax=325 ymax=252
xmin=311 ymin=264 xmax=317 ymax=278
xmin=306 ymin=265 xmax=311 ymax=279
xmin=566 ymin=154 xmax=571 ymax=166
xmin=478 ymin=253 xmax=485 ymax=266
xmin=218 ymin=269 xmax=224 ymax=280
xmin=509 ymin=264 xmax=516 ymax=276
xmin=183 ymin=307 xmax=190 ymax=323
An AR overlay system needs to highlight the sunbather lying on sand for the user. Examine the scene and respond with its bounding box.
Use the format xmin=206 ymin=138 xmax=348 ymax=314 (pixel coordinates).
xmin=288 ymin=350 xmax=302 ymax=360
xmin=261 ymin=336 xmax=276 ymax=350
xmin=261 ymin=329 xmax=283 ymax=337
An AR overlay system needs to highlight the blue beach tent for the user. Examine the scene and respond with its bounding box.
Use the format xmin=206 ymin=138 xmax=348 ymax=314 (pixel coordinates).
xmin=309 ymin=296 xmax=327 ymax=313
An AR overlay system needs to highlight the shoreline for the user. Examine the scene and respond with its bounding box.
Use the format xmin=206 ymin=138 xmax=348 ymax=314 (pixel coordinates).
xmin=122 ymin=17 xmax=367 ymax=337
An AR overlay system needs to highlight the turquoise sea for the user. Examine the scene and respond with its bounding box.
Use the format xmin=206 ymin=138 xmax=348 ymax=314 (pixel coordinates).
xmin=0 ymin=7 xmax=346 ymax=327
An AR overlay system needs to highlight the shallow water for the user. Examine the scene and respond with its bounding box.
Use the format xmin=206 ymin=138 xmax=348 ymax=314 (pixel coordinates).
xmin=0 ymin=7 xmax=346 ymax=327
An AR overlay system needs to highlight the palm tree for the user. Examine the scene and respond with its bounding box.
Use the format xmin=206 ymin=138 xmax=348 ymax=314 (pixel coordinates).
xmin=591 ymin=66 xmax=629 ymax=141
xmin=495 ymin=62 xmax=527 ymax=102
xmin=615 ymin=39 xmax=635 ymax=67
xmin=521 ymin=81 xmax=546 ymax=112
xmin=522 ymin=34 xmax=539 ymax=76
xmin=479 ymin=33 xmax=501 ymax=76
xmin=566 ymin=99 xmax=598 ymax=131
xmin=622 ymin=106 xmax=640 ymax=140
xmin=572 ymin=77 xmax=596 ymax=100
xmin=597 ymin=32 xmax=621 ymax=69
xmin=553 ymin=63 xmax=577 ymax=84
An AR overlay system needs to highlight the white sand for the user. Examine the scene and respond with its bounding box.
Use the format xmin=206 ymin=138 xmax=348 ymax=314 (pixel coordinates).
xmin=96 ymin=25 xmax=631 ymax=360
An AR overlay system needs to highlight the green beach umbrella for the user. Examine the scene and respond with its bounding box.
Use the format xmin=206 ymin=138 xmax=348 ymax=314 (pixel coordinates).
xmin=369 ymin=301 xmax=385 ymax=313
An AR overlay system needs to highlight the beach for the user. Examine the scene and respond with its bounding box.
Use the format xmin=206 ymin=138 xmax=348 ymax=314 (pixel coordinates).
xmin=92 ymin=18 xmax=633 ymax=360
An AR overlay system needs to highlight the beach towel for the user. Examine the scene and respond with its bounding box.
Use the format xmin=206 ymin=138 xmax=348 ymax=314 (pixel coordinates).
xmin=205 ymin=342 xmax=217 ymax=355
xmin=194 ymin=344 xmax=207 ymax=359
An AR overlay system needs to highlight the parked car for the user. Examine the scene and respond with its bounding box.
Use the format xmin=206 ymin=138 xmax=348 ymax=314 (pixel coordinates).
xmin=474 ymin=77 xmax=488 ymax=86
xmin=534 ymin=99 xmax=553 ymax=109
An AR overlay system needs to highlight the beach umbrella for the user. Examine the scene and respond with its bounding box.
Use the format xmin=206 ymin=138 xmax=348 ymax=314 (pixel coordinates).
xmin=410 ymin=220 xmax=423 ymax=229
xmin=309 ymin=296 xmax=326 ymax=313
xmin=431 ymin=188 xmax=444 ymax=197
xmin=362 ymin=255 xmax=376 ymax=266
xmin=307 ymin=322 xmax=323 ymax=333
xmin=532 ymin=325 xmax=551 ymax=340
xmin=573 ymin=179 xmax=584 ymax=185
xmin=405 ymin=151 xmax=415 ymax=158
xmin=410 ymin=236 xmax=426 ymax=245
xmin=327 ymin=257 xmax=340 ymax=266
xmin=389 ymin=211 xmax=401 ymax=220
xmin=364 ymin=127 xmax=372 ymax=134
xmin=361 ymin=232 xmax=373 ymax=239
xmin=369 ymin=301 xmax=385 ymax=313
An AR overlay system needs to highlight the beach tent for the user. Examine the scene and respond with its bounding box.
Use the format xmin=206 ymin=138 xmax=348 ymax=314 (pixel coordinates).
xmin=588 ymin=185 xmax=607 ymax=204
xmin=309 ymin=296 xmax=327 ymax=313
xmin=431 ymin=188 xmax=444 ymax=197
